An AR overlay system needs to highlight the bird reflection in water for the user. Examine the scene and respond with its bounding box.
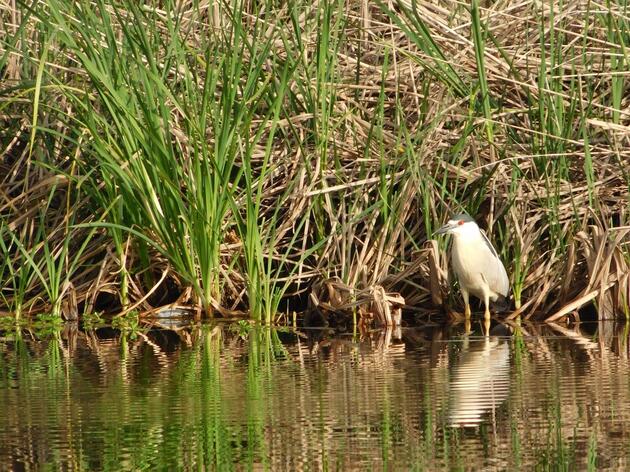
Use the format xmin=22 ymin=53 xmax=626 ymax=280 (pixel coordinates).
xmin=449 ymin=324 xmax=511 ymax=427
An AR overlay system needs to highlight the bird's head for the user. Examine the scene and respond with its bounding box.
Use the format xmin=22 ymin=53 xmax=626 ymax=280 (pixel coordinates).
xmin=433 ymin=213 xmax=479 ymax=238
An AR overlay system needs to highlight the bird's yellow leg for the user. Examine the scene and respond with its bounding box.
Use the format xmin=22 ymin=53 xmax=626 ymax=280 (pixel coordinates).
xmin=462 ymin=289 xmax=471 ymax=318
xmin=483 ymin=292 xmax=491 ymax=320
xmin=483 ymin=293 xmax=491 ymax=336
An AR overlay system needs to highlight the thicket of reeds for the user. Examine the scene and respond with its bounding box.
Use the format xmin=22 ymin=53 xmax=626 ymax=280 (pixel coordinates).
xmin=0 ymin=0 xmax=628 ymax=323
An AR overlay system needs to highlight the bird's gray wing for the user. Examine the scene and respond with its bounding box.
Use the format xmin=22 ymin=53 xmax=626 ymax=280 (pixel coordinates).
xmin=479 ymin=228 xmax=499 ymax=258
xmin=479 ymin=230 xmax=510 ymax=297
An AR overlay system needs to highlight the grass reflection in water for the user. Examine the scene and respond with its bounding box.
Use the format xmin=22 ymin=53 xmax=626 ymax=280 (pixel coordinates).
xmin=0 ymin=321 xmax=627 ymax=470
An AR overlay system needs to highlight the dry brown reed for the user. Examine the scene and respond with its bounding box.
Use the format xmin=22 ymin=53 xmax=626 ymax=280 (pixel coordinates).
xmin=0 ymin=0 xmax=628 ymax=322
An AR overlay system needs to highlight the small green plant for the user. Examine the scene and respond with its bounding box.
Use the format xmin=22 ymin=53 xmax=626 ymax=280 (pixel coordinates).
xmin=31 ymin=313 xmax=63 ymax=337
xmin=111 ymin=310 xmax=140 ymax=338
xmin=230 ymin=319 xmax=253 ymax=341
xmin=0 ymin=316 xmax=24 ymax=332
xmin=82 ymin=311 xmax=106 ymax=331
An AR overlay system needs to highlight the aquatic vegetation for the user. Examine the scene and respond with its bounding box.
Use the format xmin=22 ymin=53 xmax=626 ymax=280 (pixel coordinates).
xmin=0 ymin=0 xmax=628 ymax=322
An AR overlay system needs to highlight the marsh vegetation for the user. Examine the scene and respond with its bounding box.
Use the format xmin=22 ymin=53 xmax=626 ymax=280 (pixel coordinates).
xmin=1 ymin=320 xmax=628 ymax=469
xmin=0 ymin=0 xmax=628 ymax=323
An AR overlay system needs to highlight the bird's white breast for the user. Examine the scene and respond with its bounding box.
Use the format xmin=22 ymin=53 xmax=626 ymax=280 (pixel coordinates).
xmin=451 ymin=234 xmax=494 ymax=297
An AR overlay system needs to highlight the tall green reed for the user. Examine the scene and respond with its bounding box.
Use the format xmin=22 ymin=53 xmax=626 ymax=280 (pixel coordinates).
xmin=379 ymin=0 xmax=468 ymax=97
xmin=604 ymin=2 xmax=628 ymax=124
xmin=308 ymin=0 xmax=347 ymax=257
xmin=33 ymin=0 xmax=286 ymax=313
xmin=470 ymin=0 xmax=494 ymax=145
xmin=0 ymin=183 xmax=97 ymax=318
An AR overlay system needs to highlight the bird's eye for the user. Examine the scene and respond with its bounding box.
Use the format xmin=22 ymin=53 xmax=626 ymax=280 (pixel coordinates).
xmin=458 ymin=220 xmax=464 ymax=226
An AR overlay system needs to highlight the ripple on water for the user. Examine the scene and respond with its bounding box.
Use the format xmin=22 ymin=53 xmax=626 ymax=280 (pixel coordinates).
xmin=2 ymin=322 xmax=630 ymax=470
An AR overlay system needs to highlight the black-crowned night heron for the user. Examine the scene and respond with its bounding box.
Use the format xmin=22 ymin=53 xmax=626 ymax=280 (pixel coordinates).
xmin=434 ymin=213 xmax=510 ymax=321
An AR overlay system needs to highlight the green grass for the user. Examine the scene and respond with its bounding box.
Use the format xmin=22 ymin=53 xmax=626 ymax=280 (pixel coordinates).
xmin=0 ymin=0 xmax=629 ymax=322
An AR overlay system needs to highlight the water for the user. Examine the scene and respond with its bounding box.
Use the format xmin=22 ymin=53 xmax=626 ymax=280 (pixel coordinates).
xmin=1 ymin=320 xmax=629 ymax=471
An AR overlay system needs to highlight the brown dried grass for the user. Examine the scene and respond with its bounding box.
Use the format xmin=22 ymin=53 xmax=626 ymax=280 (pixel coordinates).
xmin=0 ymin=0 xmax=628 ymax=322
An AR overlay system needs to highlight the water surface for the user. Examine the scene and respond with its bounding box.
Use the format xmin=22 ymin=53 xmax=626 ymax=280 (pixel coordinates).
xmin=1 ymin=320 xmax=629 ymax=470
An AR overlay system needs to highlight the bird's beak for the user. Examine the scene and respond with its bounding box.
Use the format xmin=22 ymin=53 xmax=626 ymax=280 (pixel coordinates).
xmin=433 ymin=223 xmax=452 ymax=236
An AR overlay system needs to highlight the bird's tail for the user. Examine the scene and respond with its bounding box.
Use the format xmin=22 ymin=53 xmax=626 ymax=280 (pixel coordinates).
xmin=491 ymin=294 xmax=511 ymax=313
